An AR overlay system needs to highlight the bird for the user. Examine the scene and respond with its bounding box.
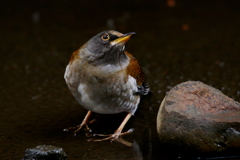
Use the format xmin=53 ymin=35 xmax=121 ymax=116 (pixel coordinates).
xmin=64 ymin=30 xmax=150 ymax=146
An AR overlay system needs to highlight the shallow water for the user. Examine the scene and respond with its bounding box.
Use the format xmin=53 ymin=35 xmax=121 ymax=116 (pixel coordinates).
xmin=1 ymin=1 xmax=240 ymax=159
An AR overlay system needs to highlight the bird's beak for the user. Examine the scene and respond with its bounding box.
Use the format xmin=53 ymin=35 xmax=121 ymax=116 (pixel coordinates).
xmin=110 ymin=32 xmax=136 ymax=46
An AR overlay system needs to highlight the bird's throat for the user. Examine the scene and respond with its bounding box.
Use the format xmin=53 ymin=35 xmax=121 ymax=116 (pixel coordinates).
xmin=93 ymin=48 xmax=128 ymax=66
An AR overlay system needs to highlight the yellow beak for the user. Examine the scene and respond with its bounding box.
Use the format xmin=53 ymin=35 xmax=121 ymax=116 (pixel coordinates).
xmin=110 ymin=32 xmax=136 ymax=46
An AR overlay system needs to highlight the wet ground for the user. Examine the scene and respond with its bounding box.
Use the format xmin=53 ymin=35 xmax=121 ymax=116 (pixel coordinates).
xmin=1 ymin=0 xmax=240 ymax=159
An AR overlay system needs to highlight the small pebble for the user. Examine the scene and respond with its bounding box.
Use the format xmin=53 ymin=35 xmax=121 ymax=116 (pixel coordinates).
xmin=23 ymin=145 xmax=67 ymax=160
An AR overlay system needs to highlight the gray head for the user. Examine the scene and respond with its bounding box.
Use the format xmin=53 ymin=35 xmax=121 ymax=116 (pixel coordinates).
xmin=82 ymin=30 xmax=135 ymax=66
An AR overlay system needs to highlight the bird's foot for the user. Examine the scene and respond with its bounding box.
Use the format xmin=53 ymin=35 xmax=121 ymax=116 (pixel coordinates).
xmin=63 ymin=111 xmax=93 ymax=136
xmin=63 ymin=123 xmax=92 ymax=136
xmin=87 ymin=128 xmax=134 ymax=147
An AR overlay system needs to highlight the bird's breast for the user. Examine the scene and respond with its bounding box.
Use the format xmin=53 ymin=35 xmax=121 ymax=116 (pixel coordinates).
xmin=65 ymin=60 xmax=141 ymax=115
xmin=77 ymin=74 xmax=140 ymax=115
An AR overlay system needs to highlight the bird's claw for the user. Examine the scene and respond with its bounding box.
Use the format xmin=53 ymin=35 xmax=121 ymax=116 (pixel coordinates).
xmin=87 ymin=128 xmax=134 ymax=147
xmin=63 ymin=124 xmax=91 ymax=136
xmin=87 ymin=136 xmax=133 ymax=147
xmin=91 ymin=128 xmax=134 ymax=137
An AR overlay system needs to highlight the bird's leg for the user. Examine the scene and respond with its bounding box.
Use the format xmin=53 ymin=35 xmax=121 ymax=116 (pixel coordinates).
xmin=89 ymin=113 xmax=133 ymax=146
xmin=63 ymin=111 xmax=92 ymax=135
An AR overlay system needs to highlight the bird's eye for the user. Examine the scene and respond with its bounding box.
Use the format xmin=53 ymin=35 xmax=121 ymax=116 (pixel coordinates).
xmin=101 ymin=33 xmax=110 ymax=41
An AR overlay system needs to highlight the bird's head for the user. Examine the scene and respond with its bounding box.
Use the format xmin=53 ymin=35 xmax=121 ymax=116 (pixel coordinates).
xmin=81 ymin=30 xmax=135 ymax=66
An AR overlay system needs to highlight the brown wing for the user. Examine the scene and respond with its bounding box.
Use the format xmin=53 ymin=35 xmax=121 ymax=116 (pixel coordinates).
xmin=125 ymin=51 xmax=145 ymax=85
xmin=125 ymin=51 xmax=150 ymax=95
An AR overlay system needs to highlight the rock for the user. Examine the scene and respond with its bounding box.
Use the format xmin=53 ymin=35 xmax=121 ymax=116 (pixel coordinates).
xmin=23 ymin=145 xmax=67 ymax=160
xmin=157 ymin=81 xmax=240 ymax=152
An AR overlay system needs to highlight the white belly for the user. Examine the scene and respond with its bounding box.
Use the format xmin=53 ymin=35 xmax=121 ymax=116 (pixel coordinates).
xmin=77 ymin=83 xmax=108 ymax=113
xmin=77 ymin=76 xmax=140 ymax=115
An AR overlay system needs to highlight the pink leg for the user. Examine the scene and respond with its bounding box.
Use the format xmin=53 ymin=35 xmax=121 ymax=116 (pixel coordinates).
xmin=90 ymin=113 xmax=133 ymax=146
xmin=63 ymin=111 xmax=92 ymax=135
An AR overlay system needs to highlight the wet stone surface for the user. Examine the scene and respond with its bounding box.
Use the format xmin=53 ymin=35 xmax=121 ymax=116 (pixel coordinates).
xmin=1 ymin=1 xmax=240 ymax=159
xmin=23 ymin=145 xmax=67 ymax=160
xmin=157 ymin=81 xmax=240 ymax=152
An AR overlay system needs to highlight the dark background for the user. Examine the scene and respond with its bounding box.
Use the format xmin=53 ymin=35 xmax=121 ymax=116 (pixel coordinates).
xmin=1 ymin=0 xmax=240 ymax=159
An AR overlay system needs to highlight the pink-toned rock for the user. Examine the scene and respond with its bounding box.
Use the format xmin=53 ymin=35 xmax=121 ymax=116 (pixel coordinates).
xmin=157 ymin=81 xmax=240 ymax=152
